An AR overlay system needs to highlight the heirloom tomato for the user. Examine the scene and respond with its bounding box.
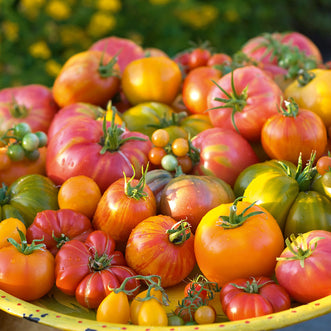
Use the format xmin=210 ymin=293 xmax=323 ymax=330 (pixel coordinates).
xmin=220 ymin=276 xmax=291 ymax=321
xmin=122 ymin=56 xmax=182 ymax=106
xmin=182 ymin=66 xmax=222 ymax=114
xmin=26 ymin=209 xmax=93 ymax=256
xmin=46 ymin=103 xmax=152 ymax=193
xmin=194 ymin=198 xmax=284 ymax=287
xmin=0 ymin=217 xmax=26 ymax=249
xmin=191 ymin=127 xmax=259 ymax=187
xmin=187 ymin=47 xmax=211 ymax=70
xmin=0 ymin=84 xmax=58 ymax=135
xmin=137 ymin=297 xmax=168 ymax=326
xmin=275 ymin=230 xmax=331 ymax=303
xmin=261 ymin=98 xmax=327 ymax=165
xmin=207 ymin=52 xmax=232 ymax=67
xmin=92 ymin=167 xmax=157 ymax=249
xmin=0 ymin=229 xmax=55 ymax=301
xmin=159 ymin=174 xmax=235 ymax=232
xmin=207 ymin=66 xmax=283 ymax=141
xmin=125 ymin=216 xmax=196 ymax=288
xmin=0 ymin=174 xmax=59 ymax=227
xmin=89 ymin=35 xmax=145 ymax=73
xmin=55 ymin=230 xmax=139 ymax=309
xmin=52 ymin=50 xmax=120 ymax=108
xmin=284 ymin=68 xmax=331 ymax=128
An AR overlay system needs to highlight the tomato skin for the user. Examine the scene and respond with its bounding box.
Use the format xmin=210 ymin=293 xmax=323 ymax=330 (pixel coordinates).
xmin=284 ymin=69 xmax=331 ymax=128
xmin=137 ymin=298 xmax=168 ymax=326
xmin=55 ymin=230 xmax=139 ymax=308
xmin=0 ymin=244 xmax=55 ymax=301
xmin=92 ymin=177 xmax=157 ymax=247
xmin=26 ymin=209 xmax=93 ymax=256
xmin=187 ymin=48 xmax=211 ymax=70
xmin=159 ymin=174 xmax=235 ymax=232
xmin=275 ymin=230 xmax=331 ymax=304
xmin=122 ymin=56 xmax=182 ymax=106
xmin=194 ymin=201 xmax=284 ymax=287
xmin=261 ymin=107 xmax=327 ymax=165
xmin=220 ymin=276 xmax=291 ymax=321
xmin=207 ymin=66 xmax=283 ymax=141
xmin=52 ymin=50 xmax=121 ymax=108
xmin=191 ymin=127 xmax=259 ymax=187
xmin=0 ymin=84 xmax=59 ymax=135
xmin=194 ymin=305 xmax=216 ymax=324
xmin=182 ymin=66 xmax=222 ymax=114
xmin=125 ymin=215 xmax=196 ymax=288
xmin=316 ymin=155 xmax=331 ymax=175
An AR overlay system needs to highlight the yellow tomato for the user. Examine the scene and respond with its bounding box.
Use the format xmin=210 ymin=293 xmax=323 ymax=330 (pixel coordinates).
xmin=137 ymin=297 xmax=168 ymax=326
xmin=284 ymin=68 xmax=331 ymax=128
xmin=0 ymin=218 xmax=26 ymax=249
xmin=122 ymin=56 xmax=182 ymax=105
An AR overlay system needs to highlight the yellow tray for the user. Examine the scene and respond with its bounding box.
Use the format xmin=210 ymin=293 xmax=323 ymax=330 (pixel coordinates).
xmin=1 ymin=281 xmax=331 ymax=331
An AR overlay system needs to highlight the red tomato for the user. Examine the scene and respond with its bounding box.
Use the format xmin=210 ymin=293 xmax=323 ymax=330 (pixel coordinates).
xmin=220 ymin=276 xmax=291 ymax=321
xmin=187 ymin=48 xmax=211 ymax=70
xmin=89 ymin=36 xmax=145 ymax=73
xmin=0 ymin=84 xmax=58 ymax=134
xmin=0 ymin=231 xmax=55 ymax=301
xmin=92 ymin=170 xmax=157 ymax=249
xmin=275 ymin=230 xmax=331 ymax=304
xmin=121 ymin=56 xmax=182 ymax=106
xmin=194 ymin=199 xmax=284 ymax=287
xmin=191 ymin=127 xmax=259 ymax=187
xmin=52 ymin=50 xmax=121 ymax=108
xmin=316 ymin=155 xmax=331 ymax=175
xmin=261 ymin=99 xmax=327 ymax=165
xmin=207 ymin=53 xmax=232 ymax=67
xmin=26 ymin=209 xmax=93 ymax=256
xmin=46 ymin=103 xmax=152 ymax=193
xmin=207 ymin=66 xmax=283 ymax=141
xmin=55 ymin=230 xmax=139 ymax=308
xmin=182 ymin=66 xmax=222 ymax=114
xmin=125 ymin=215 xmax=196 ymax=288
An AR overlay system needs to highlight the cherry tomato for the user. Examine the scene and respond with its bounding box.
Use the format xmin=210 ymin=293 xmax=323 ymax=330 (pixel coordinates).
xmin=188 ymin=48 xmax=211 ymax=70
xmin=137 ymin=297 xmax=168 ymax=326
xmin=14 ymin=122 xmax=31 ymax=138
xmin=177 ymin=155 xmax=193 ymax=173
xmin=161 ymin=154 xmax=178 ymax=171
xmin=172 ymin=137 xmax=189 ymax=157
xmin=22 ymin=133 xmax=39 ymax=152
xmin=148 ymin=146 xmax=167 ymax=166
xmin=7 ymin=144 xmax=25 ymax=161
xmin=151 ymin=129 xmax=170 ymax=147
xmin=194 ymin=305 xmax=216 ymax=324
xmin=316 ymin=155 xmax=331 ymax=175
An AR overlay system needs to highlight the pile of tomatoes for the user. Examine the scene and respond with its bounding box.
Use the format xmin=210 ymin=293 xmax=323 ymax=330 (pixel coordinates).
xmin=1 ymin=31 xmax=331 ymax=327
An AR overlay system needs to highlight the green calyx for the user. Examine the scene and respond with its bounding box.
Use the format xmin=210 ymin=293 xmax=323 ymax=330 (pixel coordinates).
xmin=218 ymin=197 xmax=264 ymax=229
xmin=99 ymin=107 xmax=146 ymax=154
xmin=0 ymin=183 xmax=10 ymax=205
xmin=8 ymin=228 xmax=46 ymax=255
xmin=52 ymin=231 xmax=70 ymax=250
xmin=279 ymin=98 xmax=299 ymax=117
xmin=167 ymin=220 xmax=192 ymax=245
xmin=89 ymin=251 xmax=112 ymax=271
xmin=124 ymin=164 xmax=149 ymax=200
xmin=209 ymin=70 xmax=247 ymax=134
xmin=98 ymin=51 xmax=120 ymax=78
xmin=276 ymin=233 xmax=324 ymax=268
xmin=230 ymin=277 xmax=273 ymax=294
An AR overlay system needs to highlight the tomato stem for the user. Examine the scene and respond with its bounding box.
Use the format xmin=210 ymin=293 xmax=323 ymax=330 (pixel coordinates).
xmin=167 ymin=220 xmax=192 ymax=245
xmin=230 ymin=277 xmax=273 ymax=294
xmin=124 ymin=164 xmax=149 ymax=200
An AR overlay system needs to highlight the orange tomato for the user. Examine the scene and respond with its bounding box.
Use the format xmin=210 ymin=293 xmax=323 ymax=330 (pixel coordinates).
xmin=0 ymin=218 xmax=26 ymax=249
xmin=122 ymin=56 xmax=182 ymax=105
xmin=58 ymin=175 xmax=102 ymax=219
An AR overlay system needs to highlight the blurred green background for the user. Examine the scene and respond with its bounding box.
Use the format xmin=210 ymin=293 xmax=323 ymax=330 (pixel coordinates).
xmin=1 ymin=0 xmax=331 ymax=88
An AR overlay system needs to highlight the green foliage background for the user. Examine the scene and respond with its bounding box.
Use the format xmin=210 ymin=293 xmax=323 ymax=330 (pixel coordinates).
xmin=1 ymin=0 xmax=331 ymax=88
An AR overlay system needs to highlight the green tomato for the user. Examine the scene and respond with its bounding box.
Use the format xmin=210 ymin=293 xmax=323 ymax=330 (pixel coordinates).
xmin=14 ymin=122 xmax=31 ymax=138
xmin=22 ymin=133 xmax=40 ymax=151
xmin=7 ymin=144 xmax=25 ymax=161
xmin=35 ymin=131 xmax=48 ymax=147
xmin=161 ymin=154 xmax=178 ymax=171
xmin=168 ymin=314 xmax=185 ymax=326
xmin=25 ymin=149 xmax=40 ymax=161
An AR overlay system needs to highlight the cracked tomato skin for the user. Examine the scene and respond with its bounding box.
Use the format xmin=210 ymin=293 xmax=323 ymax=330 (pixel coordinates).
xmin=55 ymin=230 xmax=139 ymax=309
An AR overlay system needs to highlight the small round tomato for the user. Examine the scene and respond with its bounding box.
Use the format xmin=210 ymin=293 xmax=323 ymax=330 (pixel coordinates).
xmin=207 ymin=53 xmax=232 ymax=67
xmin=194 ymin=305 xmax=216 ymax=324
xmin=21 ymin=133 xmax=39 ymax=152
xmin=151 ymin=128 xmax=170 ymax=147
xmin=148 ymin=146 xmax=167 ymax=166
xmin=177 ymin=155 xmax=193 ymax=174
xmin=172 ymin=137 xmax=189 ymax=157
xmin=137 ymin=298 xmax=168 ymax=326
xmin=161 ymin=154 xmax=178 ymax=171
xmin=316 ymin=155 xmax=331 ymax=175
xmin=187 ymin=48 xmax=211 ymax=70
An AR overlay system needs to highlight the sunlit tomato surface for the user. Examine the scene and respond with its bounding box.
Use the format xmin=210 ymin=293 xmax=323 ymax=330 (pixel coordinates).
xmin=122 ymin=56 xmax=182 ymax=105
xmin=194 ymin=200 xmax=284 ymax=287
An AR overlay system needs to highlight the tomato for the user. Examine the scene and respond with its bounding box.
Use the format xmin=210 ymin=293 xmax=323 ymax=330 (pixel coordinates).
xmin=284 ymin=68 xmax=331 ymax=128
xmin=182 ymin=66 xmax=222 ymax=114
xmin=179 ymin=113 xmax=213 ymax=137
xmin=52 ymin=50 xmax=121 ymax=108
xmin=220 ymin=276 xmax=291 ymax=321
xmin=55 ymin=230 xmax=139 ymax=309
xmin=171 ymin=137 xmax=189 ymax=157
xmin=96 ymin=291 xmax=130 ymax=324
xmin=92 ymin=167 xmax=157 ymax=249
xmin=122 ymin=56 xmax=182 ymax=106
xmin=207 ymin=53 xmax=232 ymax=67
xmin=194 ymin=198 xmax=284 ymax=287
xmin=0 ymin=84 xmax=58 ymax=135
xmin=316 ymin=155 xmax=331 ymax=175
xmin=89 ymin=35 xmax=145 ymax=73
xmin=194 ymin=305 xmax=216 ymax=324
xmin=187 ymin=47 xmax=211 ymax=70
xmin=137 ymin=297 xmax=168 ymax=326
xmin=191 ymin=127 xmax=259 ymax=187
xmin=177 ymin=155 xmax=193 ymax=174
xmin=161 ymin=154 xmax=178 ymax=171
xmin=151 ymin=128 xmax=170 ymax=147
xmin=0 ymin=218 xmax=26 ymax=249
xmin=148 ymin=147 xmax=167 ymax=166
xmin=26 ymin=209 xmax=93 ymax=256
xmin=46 ymin=103 xmax=152 ymax=193
xmin=0 ymin=229 xmax=55 ymax=301
xmin=159 ymin=174 xmax=235 ymax=232
xmin=125 ymin=216 xmax=196 ymax=288
xmin=261 ymin=98 xmax=327 ymax=165
xmin=207 ymin=66 xmax=283 ymax=141
xmin=0 ymin=174 xmax=59 ymax=227
xmin=275 ymin=230 xmax=331 ymax=303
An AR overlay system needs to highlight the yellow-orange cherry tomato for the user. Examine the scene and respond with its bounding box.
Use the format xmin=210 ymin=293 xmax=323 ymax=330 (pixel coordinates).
xmin=137 ymin=297 xmax=168 ymax=326
xmin=194 ymin=305 xmax=216 ymax=324
xmin=148 ymin=147 xmax=167 ymax=166
xmin=171 ymin=137 xmax=189 ymax=157
xmin=151 ymin=129 xmax=170 ymax=147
